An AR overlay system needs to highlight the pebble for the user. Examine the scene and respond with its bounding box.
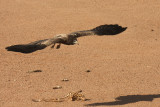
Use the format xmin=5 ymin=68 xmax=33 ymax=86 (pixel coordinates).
xmin=61 ymin=79 xmax=69 ymax=81
xmin=85 ymin=70 xmax=91 ymax=72
xmin=27 ymin=70 xmax=42 ymax=73
xmin=53 ymin=86 xmax=62 ymax=89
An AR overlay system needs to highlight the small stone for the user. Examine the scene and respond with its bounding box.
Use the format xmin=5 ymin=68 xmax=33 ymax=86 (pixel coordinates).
xmin=53 ymin=86 xmax=62 ymax=89
xmin=32 ymin=99 xmax=42 ymax=102
xmin=85 ymin=70 xmax=91 ymax=72
xmin=61 ymin=79 xmax=69 ymax=81
xmin=27 ymin=70 xmax=42 ymax=73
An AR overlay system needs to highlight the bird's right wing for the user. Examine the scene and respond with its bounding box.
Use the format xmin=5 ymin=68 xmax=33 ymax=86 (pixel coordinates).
xmin=5 ymin=36 xmax=66 ymax=53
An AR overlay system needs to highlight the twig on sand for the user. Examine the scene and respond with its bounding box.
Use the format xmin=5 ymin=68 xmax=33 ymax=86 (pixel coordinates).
xmin=27 ymin=70 xmax=42 ymax=73
xmin=32 ymin=90 xmax=87 ymax=102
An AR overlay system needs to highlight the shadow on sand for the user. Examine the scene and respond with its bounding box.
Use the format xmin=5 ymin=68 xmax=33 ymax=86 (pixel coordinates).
xmin=85 ymin=94 xmax=160 ymax=106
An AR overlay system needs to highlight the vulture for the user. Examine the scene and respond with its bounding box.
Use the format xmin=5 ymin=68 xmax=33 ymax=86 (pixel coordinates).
xmin=5 ymin=24 xmax=127 ymax=53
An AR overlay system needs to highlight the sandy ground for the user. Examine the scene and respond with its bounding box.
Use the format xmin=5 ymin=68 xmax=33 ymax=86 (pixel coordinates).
xmin=1 ymin=0 xmax=160 ymax=107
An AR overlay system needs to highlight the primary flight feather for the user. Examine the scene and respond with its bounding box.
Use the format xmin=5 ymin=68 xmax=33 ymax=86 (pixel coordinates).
xmin=5 ymin=24 xmax=127 ymax=53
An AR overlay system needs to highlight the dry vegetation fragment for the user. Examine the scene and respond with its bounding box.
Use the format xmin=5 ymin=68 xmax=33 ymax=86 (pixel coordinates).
xmin=32 ymin=90 xmax=87 ymax=102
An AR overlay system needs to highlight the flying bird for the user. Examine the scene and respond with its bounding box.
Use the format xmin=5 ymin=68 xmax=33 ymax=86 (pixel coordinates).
xmin=5 ymin=24 xmax=127 ymax=53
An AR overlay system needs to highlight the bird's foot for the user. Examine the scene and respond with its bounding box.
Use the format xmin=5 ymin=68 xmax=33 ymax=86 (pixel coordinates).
xmin=51 ymin=44 xmax=55 ymax=48
xmin=56 ymin=43 xmax=61 ymax=49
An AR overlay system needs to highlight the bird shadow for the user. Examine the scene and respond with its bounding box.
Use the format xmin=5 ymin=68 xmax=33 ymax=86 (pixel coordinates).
xmin=85 ymin=94 xmax=160 ymax=106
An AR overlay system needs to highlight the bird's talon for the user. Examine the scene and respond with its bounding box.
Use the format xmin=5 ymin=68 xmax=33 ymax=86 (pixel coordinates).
xmin=56 ymin=44 xmax=61 ymax=49
xmin=51 ymin=44 xmax=55 ymax=48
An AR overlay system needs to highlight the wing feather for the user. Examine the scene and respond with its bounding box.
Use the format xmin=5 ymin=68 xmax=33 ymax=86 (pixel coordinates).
xmin=91 ymin=24 xmax=127 ymax=35
xmin=69 ymin=24 xmax=127 ymax=38
xmin=5 ymin=36 xmax=65 ymax=53
xmin=69 ymin=30 xmax=95 ymax=37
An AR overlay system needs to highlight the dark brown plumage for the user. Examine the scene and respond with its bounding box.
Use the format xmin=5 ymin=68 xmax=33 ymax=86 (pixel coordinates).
xmin=5 ymin=24 xmax=127 ymax=53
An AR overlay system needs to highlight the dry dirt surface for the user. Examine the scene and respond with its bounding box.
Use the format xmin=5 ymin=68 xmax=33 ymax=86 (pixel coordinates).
xmin=1 ymin=0 xmax=160 ymax=107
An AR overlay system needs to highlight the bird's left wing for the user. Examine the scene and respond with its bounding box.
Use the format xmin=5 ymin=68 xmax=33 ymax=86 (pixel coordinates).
xmin=69 ymin=24 xmax=127 ymax=38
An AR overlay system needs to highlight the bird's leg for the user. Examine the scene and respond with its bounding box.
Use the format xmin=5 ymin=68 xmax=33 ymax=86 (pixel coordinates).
xmin=56 ymin=43 xmax=61 ymax=49
xmin=51 ymin=43 xmax=55 ymax=48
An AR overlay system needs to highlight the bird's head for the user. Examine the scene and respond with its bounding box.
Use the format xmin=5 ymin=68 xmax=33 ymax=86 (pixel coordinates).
xmin=54 ymin=34 xmax=78 ymax=45
xmin=67 ymin=34 xmax=79 ymax=45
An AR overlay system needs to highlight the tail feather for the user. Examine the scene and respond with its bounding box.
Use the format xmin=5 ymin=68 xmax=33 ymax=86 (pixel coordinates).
xmin=5 ymin=44 xmax=47 ymax=53
xmin=91 ymin=24 xmax=127 ymax=35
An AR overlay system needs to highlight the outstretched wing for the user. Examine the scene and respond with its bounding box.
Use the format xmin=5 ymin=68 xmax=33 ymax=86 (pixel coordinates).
xmin=69 ymin=24 xmax=127 ymax=38
xmin=5 ymin=36 xmax=65 ymax=53
xmin=5 ymin=24 xmax=127 ymax=53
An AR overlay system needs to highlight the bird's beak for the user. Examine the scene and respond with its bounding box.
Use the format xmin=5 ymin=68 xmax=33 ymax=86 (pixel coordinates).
xmin=73 ymin=40 xmax=79 ymax=45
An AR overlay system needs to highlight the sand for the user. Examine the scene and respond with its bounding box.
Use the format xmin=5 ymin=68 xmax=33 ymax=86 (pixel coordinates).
xmin=1 ymin=0 xmax=160 ymax=107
